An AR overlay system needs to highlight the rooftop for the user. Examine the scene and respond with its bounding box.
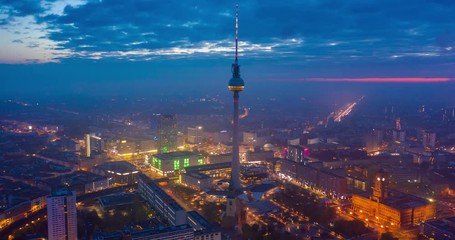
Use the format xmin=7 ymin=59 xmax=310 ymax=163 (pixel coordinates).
xmin=98 ymin=192 xmax=137 ymax=209
xmin=425 ymin=217 xmax=455 ymax=234
xmin=383 ymin=190 xmax=433 ymax=210
xmin=187 ymin=210 xmax=219 ymax=235
xmin=154 ymin=151 xmax=201 ymax=161
xmin=246 ymin=183 xmax=277 ymax=193
xmin=184 ymin=171 xmax=211 ymax=180
xmin=42 ymin=170 xmax=107 ymax=189
xmin=138 ymin=174 xmax=185 ymax=212
xmin=51 ymin=189 xmax=74 ymax=197
xmin=246 ymin=200 xmax=279 ymax=214
xmin=94 ymin=161 xmax=138 ymax=173
xmin=355 ymin=190 xmax=433 ymax=210
xmin=319 ymin=168 xmax=346 ymax=178
xmin=184 ymin=162 xmax=231 ymax=172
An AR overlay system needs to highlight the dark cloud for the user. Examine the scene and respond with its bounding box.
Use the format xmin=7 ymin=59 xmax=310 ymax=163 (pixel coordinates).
xmin=40 ymin=0 xmax=234 ymax=53
xmin=1 ymin=0 xmax=455 ymax=78
xmin=0 ymin=0 xmax=46 ymax=17
xmin=29 ymin=0 xmax=455 ymax=63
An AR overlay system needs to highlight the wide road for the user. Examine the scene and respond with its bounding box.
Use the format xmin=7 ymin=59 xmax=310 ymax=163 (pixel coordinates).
xmin=330 ymin=96 xmax=364 ymax=122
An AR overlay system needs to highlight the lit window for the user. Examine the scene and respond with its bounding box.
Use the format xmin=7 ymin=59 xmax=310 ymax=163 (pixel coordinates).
xmin=174 ymin=160 xmax=180 ymax=170
xmin=184 ymin=158 xmax=190 ymax=168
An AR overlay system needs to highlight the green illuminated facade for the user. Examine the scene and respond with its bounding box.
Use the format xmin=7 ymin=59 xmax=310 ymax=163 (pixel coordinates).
xmin=161 ymin=146 xmax=169 ymax=153
xmin=150 ymin=157 xmax=162 ymax=170
xmin=184 ymin=158 xmax=190 ymax=168
xmin=149 ymin=151 xmax=203 ymax=175
xmin=174 ymin=159 xmax=180 ymax=170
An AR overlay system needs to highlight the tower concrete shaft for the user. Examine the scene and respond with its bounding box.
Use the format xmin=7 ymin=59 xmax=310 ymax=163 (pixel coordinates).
xmin=231 ymin=90 xmax=241 ymax=190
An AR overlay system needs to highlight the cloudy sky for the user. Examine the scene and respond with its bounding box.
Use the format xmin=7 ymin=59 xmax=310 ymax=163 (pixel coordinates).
xmin=1 ymin=0 xmax=455 ymax=96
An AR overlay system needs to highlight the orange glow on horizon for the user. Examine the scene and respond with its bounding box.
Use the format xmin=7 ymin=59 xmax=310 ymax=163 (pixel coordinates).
xmin=304 ymin=78 xmax=450 ymax=83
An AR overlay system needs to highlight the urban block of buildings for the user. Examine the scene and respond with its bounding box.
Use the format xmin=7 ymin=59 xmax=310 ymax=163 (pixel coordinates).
xmin=0 ymin=179 xmax=47 ymax=230
xmin=137 ymin=174 xmax=221 ymax=240
xmin=352 ymin=170 xmax=436 ymax=228
xmin=138 ymin=174 xmax=187 ymax=226
xmin=38 ymin=170 xmax=110 ymax=195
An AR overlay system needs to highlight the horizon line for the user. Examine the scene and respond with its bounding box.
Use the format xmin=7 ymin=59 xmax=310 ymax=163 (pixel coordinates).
xmin=301 ymin=78 xmax=451 ymax=83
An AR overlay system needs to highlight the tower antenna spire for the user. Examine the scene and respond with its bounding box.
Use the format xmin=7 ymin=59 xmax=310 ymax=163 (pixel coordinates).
xmin=235 ymin=3 xmax=239 ymax=64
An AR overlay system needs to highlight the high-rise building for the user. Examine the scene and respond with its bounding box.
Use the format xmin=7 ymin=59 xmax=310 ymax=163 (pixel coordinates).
xmin=85 ymin=133 xmax=91 ymax=157
xmin=47 ymin=189 xmax=77 ymax=240
xmin=365 ymin=128 xmax=383 ymax=153
xmin=392 ymin=129 xmax=406 ymax=143
xmin=213 ymin=130 xmax=230 ymax=144
xmin=187 ymin=126 xmax=204 ymax=144
xmin=150 ymin=113 xmax=160 ymax=144
xmin=85 ymin=133 xmax=105 ymax=157
xmin=395 ymin=117 xmax=402 ymax=130
xmin=158 ymin=114 xmax=178 ymax=153
xmin=422 ymin=130 xmax=436 ymax=150
xmin=242 ymin=131 xmax=269 ymax=147
xmin=392 ymin=118 xmax=405 ymax=143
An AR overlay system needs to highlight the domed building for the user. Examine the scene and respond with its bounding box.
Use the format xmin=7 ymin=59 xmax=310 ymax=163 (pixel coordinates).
xmin=263 ymin=143 xmax=275 ymax=151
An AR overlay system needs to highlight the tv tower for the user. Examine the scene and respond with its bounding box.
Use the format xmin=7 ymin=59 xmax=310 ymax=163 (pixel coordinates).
xmin=222 ymin=4 xmax=246 ymax=231
xmin=228 ymin=3 xmax=244 ymax=191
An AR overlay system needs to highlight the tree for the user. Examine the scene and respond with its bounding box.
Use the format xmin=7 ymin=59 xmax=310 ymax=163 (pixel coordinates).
xmin=380 ymin=232 xmax=398 ymax=240
xmin=202 ymin=202 xmax=220 ymax=223
xmin=242 ymin=224 xmax=253 ymax=239
xmin=333 ymin=219 xmax=369 ymax=237
xmin=252 ymin=223 xmax=260 ymax=232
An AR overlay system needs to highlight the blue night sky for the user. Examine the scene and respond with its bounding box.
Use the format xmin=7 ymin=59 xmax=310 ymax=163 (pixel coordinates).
xmin=1 ymin=0 xmax=455 ymax=96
